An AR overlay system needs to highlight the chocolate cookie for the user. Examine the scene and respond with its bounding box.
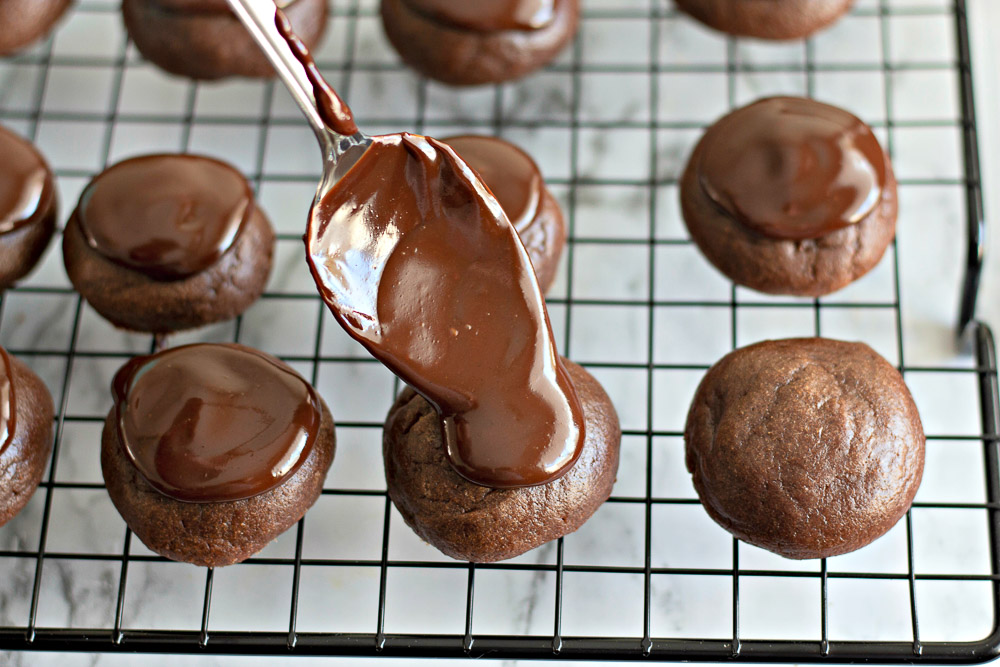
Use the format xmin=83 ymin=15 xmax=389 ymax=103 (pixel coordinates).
xmin=380 ymin=0 xmax=579 ymax=86
xmin=674 ymin=0 xmax=854 ymax=40
xmin=0 ymin=125 xmax=58 ymax=291
xmin=383 ymin=360 xmax=620 ymax=562
xmin=0 ymin=0 xmax=72 ymax=55
xmin=62 ymin=154 xmax=274 ymax=334
xmin=122 ymin=0 xmax=328 ymax=80
xmin=0 ymin=349 xmax=55 ymax=527
xmin=680 ymin=97 xmax=897 ymax=297
xmin=442 ymin=135 xmax=565 ymax=293
xmin=685 ymin=338 xmax=924 ymax=560
xmin=101 ymin=343 xmax=336 ymax=567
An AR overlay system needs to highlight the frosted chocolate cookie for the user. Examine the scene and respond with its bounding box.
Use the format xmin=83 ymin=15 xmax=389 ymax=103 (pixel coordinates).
xmin=685 ymin=338 xmax=924 ymax=560
xmin=380 ymin=0 xmax=579 ymax=86
xmin=299 ymin=74 xmax=621 ymax=562
xmin=680 ymin=97 xmax=897 ymax=297
xmin=123 ymin=0 xmax=328 ymax=79
xmin=101 ymin=343 xmax=336 ymax=567
xmin=0 ymin=125 xmax=58 ymax=290
xmin=62 ymin=154 xmax=274 ymax=334
xmin=674 ymin=0 xmax=854 ymax=40
xmin=442 ymin=135 xmax=565 ymax=293
xmin=0 ymin=348 xmax=54 ymax=527
xmin=384 ymin=360 xmax=619 ymax=562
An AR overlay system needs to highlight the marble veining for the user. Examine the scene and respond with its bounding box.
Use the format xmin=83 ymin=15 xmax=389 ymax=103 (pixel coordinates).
xmin=0 ymin=0 xmax=994 ymax=658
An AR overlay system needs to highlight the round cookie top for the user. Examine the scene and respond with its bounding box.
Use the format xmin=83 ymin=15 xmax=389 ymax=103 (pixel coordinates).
xmin=0 ymin=347 xmax=15 ymax=456
xmin=697 ymin=97 xmax=886 ymax=241
xmin=0 ymin=126 xmax=56 ymax=236
xmin=77 ymin=154 xmax=253 ymax=281
xmin=685 ymin=338 xmax=924 ymax=560
xmin=441 ymin=135 xmax=543 ymax=232
xmin=402 ymin=0 xmax=558 ymax=31
xmin=111 ymin=343 xmax=322 ymax=503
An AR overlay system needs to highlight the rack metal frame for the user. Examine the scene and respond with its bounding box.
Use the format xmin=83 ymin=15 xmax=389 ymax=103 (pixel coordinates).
xmin=0 ymin=0 xmax=997 ymax=661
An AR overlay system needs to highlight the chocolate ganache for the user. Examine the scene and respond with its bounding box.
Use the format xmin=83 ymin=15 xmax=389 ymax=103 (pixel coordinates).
xmin=307 ymin=134 xmax=584 ymax=488
xmin=440 ymin=135 xmax=543 ymax=233
xmin=401 ymin=0 xmax=557 ymax=31
xmin=76 ymin=155 xmax=253 ymax=281
xmin=112 ymin=343 xmax=321 ymax=503
xmin=0 ymin=348 xmax=15 ymax=456
xmin=697 ymin=97 xmax=887 ymax=241
xmin=277 ymin=9 xmax=585 ymax=488
xmin=277 ymin=12 xmax=358 ymax=136
xmin=0 ymin=127 xmax=56 ymax=236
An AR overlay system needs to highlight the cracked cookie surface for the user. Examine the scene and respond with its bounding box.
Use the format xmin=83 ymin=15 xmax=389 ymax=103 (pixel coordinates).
xmin=684 ymin=338 xmax=924 ymax=560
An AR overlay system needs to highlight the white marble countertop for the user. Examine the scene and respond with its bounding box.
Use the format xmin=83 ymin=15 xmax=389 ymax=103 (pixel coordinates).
xmin=968 ymin=0 xmax=1000 ymax=335
xmin=0 ymin=0 xmax=998 ymax=665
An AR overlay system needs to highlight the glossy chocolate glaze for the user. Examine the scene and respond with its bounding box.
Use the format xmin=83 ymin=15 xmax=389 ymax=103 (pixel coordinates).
xmin=77 ymin=155 xmax=253 ymax=281
xmin=275 ymin=11 xmax=358 ymax=136
xmin=402 ymin=0 xmax=557 ymax=32
xmin=112 ymin=343 xmax=321 ymax=503
xmin=697 ymin=97 xmax=886 ymax=241
xmin=441 ymin=135 xmax=543 ymax=233
xmin=307 ymin=133 xmax=584 ymax=488
xmin=0 ymin=127 xmax=56 ymax=236
xmin=0 ymin=348 xmax=15 ymax=456
xmin=276 ymin=13 xmax=584 ymax=488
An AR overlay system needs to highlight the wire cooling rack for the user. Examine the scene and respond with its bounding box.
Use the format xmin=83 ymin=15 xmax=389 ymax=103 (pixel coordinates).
xmin=0 ymin=0 xmax=997 ymax=661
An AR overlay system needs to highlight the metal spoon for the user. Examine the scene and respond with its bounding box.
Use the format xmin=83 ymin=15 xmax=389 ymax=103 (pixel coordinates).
xmin=224 ymin=0 xmax=586 ymax=488
xmin=224 ymin=0 xmax=371 ymax=188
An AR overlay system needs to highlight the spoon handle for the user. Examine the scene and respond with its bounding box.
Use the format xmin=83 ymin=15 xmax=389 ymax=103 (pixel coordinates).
xmin=225 ymin=0 xmax=333 ymax=150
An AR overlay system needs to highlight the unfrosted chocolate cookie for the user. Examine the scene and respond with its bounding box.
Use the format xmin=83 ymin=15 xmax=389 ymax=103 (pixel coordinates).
xmin=685 ymin=338 xmax=924 ymax=560
xmin=0 ymin=0 xmax=72 ymax=55
xmin=122 ymin=0 xmax=328 ymax=80
xmin=674 ymin=0 xmax=854 ymax=40
xmin=0 ymin=349 xmax=54 ymax=527
xmin=101 ymin=343 xmax=336 ymax=568
xmin=0 ymin=125 xmax=58 ymax=290
xmin=62 ymin=154 xmax=274 ymax=334
xmin=380 ymin=0 xmax=579 ymax=86
xmin=442 ymin=135 xmax=565 ymax=293
xmin=680 ymin=97 xmax=897 ymax=297
xmin=383 ymin=360 xmax=620 ymax=562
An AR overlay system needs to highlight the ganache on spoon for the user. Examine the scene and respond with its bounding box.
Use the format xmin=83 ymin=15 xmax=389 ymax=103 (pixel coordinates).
xmin=225 ymin=0 xmax=585 ymax=488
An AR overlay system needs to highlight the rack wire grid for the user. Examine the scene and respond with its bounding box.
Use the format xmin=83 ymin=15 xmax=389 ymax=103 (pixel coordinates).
xmin=0 ymin=0 xmax=997 ymax=661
